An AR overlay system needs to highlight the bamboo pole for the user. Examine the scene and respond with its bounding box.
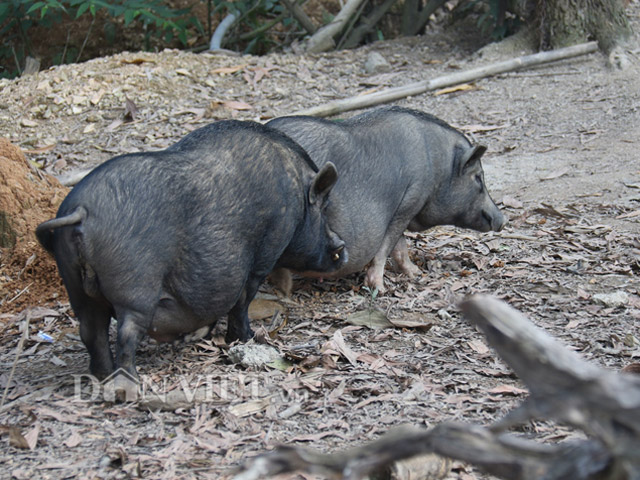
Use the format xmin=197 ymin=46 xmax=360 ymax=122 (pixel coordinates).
xmin=293 ymin=41 xmax=599 ymax=117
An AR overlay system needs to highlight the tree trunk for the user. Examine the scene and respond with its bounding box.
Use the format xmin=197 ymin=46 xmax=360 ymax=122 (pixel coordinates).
xmin=533 ymin=0 xmax=631 ymax=53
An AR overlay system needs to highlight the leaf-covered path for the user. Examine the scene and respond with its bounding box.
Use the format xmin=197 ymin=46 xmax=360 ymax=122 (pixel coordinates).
xmin=1 ymin=8 xmax=640 ymax=479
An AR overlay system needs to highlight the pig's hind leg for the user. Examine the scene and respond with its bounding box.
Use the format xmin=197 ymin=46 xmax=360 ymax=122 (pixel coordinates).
xmin=390 ymin=236 xmax=422 ymax=277
xmin=114 ymin=307 xmax=153 ymax=378
xmin=55 ymin=231 xmax=115 ymax=379
xmin=63 ymin=271 xmax=115 ymax=380
xmin=76 ymin=300 xmax=115 ymax=380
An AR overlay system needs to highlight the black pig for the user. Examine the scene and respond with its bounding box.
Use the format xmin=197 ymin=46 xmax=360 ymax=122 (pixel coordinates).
xmin=268 ymin=106 xmax=505 ymax=293
xmin=36 ymin=120 xmax=347 ymax=379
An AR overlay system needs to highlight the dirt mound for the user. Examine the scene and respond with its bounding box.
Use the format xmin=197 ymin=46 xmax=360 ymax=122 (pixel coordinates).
xmin=0 ymin=138 xmax=69 ymax=313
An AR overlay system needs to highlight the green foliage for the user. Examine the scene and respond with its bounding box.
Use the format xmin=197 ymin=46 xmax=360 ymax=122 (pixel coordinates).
xmin=320 ymin=11 xmax=333 ymax=25
xmin=0 ymin=0 xmax=529 ymax=79
xmin=361 ymin=285 xmax=379 ymax=312
xmin=0 ymin=0 xmax=201 ymax=78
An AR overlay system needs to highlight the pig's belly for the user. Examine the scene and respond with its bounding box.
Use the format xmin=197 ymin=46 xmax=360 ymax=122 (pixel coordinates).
xmin=147 ymin=296 xmax=219 ymax=342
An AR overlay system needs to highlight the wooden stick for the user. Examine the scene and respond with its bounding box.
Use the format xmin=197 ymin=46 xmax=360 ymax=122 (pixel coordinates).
xmin=293 ymin=41 xmax=599 ymax=117
xmin=280 ymin=0 xmax=317 ymax=35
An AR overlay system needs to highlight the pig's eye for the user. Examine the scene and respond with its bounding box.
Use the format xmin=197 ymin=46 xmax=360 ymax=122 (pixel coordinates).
xmin=475 ymin=174 xmax=483 ymax=190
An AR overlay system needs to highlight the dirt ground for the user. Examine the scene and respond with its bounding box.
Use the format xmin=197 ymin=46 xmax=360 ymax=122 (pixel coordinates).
xmin=1 ymin=4 xmax=640 ymax=479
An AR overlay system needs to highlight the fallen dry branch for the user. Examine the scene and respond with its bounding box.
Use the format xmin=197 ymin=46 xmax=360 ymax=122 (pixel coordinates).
xmin=294 ymin=41 xmax=599 ymax=117
xmin=340 ymin=0 xmax=400 ymax=49
xmin=234 ymin=296 xmax=640 ymax=480
xmin=306 ymin=0 xmax=368 ymax=53
xmin=280 ymin=0 xmax=316 ymax=35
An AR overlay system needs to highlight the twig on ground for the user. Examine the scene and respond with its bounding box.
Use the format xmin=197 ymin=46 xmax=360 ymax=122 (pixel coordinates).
xmin=0 ymin=311 xmax=30 ymax=409
xmin=8 ymin=283 xmax=32 ymax=304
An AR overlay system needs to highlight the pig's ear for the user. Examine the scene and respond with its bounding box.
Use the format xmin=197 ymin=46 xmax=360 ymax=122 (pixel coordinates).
xmin=309 ymin=162 xmax=338 ymax=205
xmin=460 ymin=145 xmax=487 ymax=173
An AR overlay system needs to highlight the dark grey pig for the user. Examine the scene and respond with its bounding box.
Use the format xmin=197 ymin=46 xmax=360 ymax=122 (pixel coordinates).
xmin=36 ymin=120 xmax=347 ymax=379
xmin=268 ymin=106 xmax=505 ymax=293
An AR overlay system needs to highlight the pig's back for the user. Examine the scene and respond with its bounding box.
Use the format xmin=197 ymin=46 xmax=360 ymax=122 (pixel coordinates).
xmin=56 ymin=123 xmax=309 ymax=316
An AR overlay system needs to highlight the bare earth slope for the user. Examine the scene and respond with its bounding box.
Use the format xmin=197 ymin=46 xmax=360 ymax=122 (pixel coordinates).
xmin=0 ymin=6 xmax=639 ymax=480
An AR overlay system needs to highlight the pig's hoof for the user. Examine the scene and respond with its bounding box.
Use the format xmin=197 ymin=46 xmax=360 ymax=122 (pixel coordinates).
xmin=400 ymin=262 xmax=422 ymax=277
xmin=91 ymin=370 xmax=112 ymax=382
xmin=182 ymin=325 xmax=212 ymax=343
xmin=225 ymin=328 xmax=255 ymax=345
xmin=364 ymin=276 xmax=386 ymax=295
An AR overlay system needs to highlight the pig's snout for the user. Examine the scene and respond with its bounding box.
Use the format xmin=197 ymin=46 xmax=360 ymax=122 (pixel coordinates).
xmin=328 ymin=232 xmax=348 ymax=268
xmin=332 ymin=243 xmax=347 ymax=263
xmin=495 ymin=213 xmax=507 ymax=231
xmin=483 ymin=207 xmax=507 ymax=232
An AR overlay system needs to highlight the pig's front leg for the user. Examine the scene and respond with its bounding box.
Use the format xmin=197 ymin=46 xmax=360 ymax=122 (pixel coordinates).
xmin=390 ymin=236 xmax=421 ymax=277
xmin=226 ymin=275 xmax=261 ymax=344
xmin=365 ymin=258 xmax=386 ymax=293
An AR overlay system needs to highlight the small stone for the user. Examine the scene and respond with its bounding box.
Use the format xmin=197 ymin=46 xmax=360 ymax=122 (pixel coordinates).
xmin=592 ymin=291 xmax=628 ymax=308
xmin=608 ymin=46 xmax=631 ymax=70
xmin=227 ymin=343 xmax=280 ymax=368
xmin=364 ymin=51 xmax=391 ymax=74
